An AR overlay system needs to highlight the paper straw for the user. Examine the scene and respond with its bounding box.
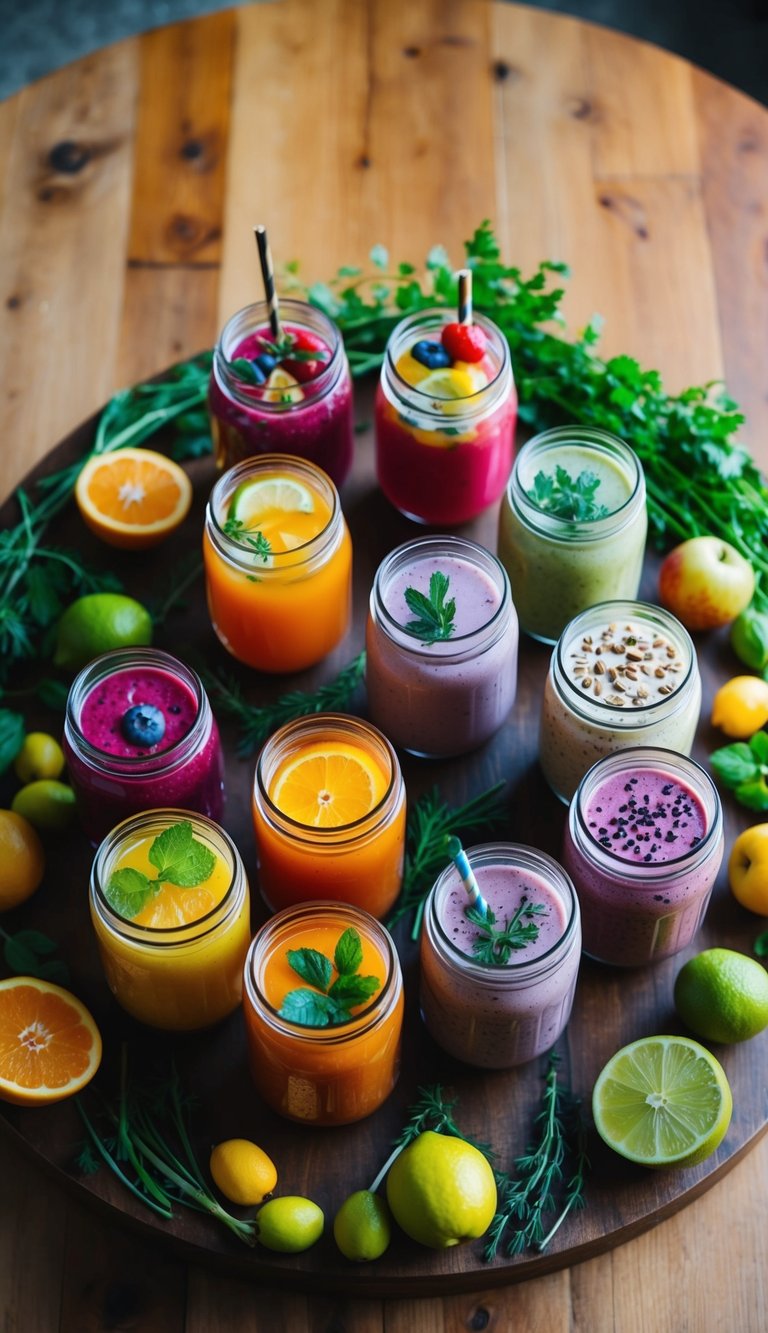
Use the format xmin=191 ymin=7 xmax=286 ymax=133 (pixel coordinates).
xmin=445 ymin=835 xmax=491 ymax=918
xmin=254 ymin=224 xmax=283 ymax=341
xmin=457 ymin=269 xmax=473 ymax=326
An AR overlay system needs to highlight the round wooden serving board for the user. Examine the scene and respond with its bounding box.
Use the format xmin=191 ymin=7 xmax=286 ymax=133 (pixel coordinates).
xmin=0 ymin=377 xmax=765 ymax=1297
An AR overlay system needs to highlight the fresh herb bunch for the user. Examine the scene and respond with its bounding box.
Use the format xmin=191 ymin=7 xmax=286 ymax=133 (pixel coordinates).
xmin=0 ymin=709 xmax=25 ymax=773
xmin=279 ymin=927 xmax=381 ymax=1027
xmin=387 ymin=783 xmax=508 ymax=939
xmin=200 ymin=651 xmax=366 ymax=757
xmin=710 ymin=731 xmax=768 ymax=810
xmin=404 ymin=571 xmax=456 ymax=644
xmin=483 ymin=1053 xmax=588 ymax=1260
xmin=466 ymin=897 xmax=549 ymax=966
xmin=105 ymin=820 xmax=215 ymax=919
xmin=525 ymin=466 xmax=609 ymax=522
xmin=0 ymin=926 xmax=70 ymax=986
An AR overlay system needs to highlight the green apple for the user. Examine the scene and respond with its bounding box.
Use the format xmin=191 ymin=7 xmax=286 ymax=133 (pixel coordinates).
xmin=658 ymin=536 xmax=754 ymax=631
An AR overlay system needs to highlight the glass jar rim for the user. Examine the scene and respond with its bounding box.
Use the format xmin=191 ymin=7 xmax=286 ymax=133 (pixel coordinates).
xmin=206 ymin=453 xmax=342 ymax=568
xmin=213 ymin=297 xmax=343 ymax=396
xmin=507 ymin=425 xmax=645 ymax=540
xmin=384 ymin=307 xmax=510 ymax=405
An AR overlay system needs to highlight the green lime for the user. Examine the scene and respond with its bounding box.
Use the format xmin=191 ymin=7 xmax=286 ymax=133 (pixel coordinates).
xmin=385 ymin=1131 xmax=497 ymax=1249
xmin=14 ymin=732 xmax=65 ymax=784
xmin=674 ymin=948 xmax=768 ymax=1043
xmin=592 ymin=1035 xmax=732 ymax=1168
xmin=255 ymin=1196 xmax=324 ymax=1253
xmin=228 ymin=476 xmax=314 ymax=525
xmin=333 ymin=1190 xmax=391 ymax=1262
xmin=53 ymin=594 xmax=153 ymax=671
xmin=11 ymin=780 xmax=76 ymax=832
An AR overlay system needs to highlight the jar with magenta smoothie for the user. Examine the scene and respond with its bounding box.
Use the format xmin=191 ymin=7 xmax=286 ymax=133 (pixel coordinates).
xmin=90 ymin=810 xmax=251 ymax=1030
xmin=366 ymin=536 xmax=518 ymax=758
xmin=497 ymin=425 xmax=647 ymax=643
xmin=64 ymin=648 xmax=224 ymax=845
xmin=208 ymin=299 xmax=354 ymax=486
xmin=375 ymin=309 xmax=516 ymax=525
xmin=562 ymin=748 xmax=723 ymax=966
xmin=420 ymin=844 xmax=581 ymax=1068
xmin=203 ymin=455 xmax=352 ymax=673
xmin=252 ymin=714 xmax=406 ymax=918
xmin=243 ymin=902 xmax=404 ymax=1125
xmin=539 ymin=600 xmax=701 ymax=804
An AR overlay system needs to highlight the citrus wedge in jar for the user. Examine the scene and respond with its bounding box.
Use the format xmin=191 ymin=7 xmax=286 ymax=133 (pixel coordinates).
xmin=270 ymin=742 xmax=388 ymax=828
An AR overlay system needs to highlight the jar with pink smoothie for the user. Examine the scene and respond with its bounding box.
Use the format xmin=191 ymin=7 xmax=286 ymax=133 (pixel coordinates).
xmin=365 ymin=536 xmax=518 ymax=758
xmin=420 ymin=843 xmax=581 ymax=1068
xmin=562 ymin=747 xmax=723 ymax=967
xmin=63 ymin=648 xmax=225 ymax=845
xmin=208 ymin=299 xmax=354 ymax=486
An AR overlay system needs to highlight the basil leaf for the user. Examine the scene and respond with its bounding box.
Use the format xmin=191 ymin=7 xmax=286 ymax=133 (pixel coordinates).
xmin=710 ymin=743 xmax=758 ymax=788
xmin=286 ymin=948 xmax=333 ymax=992
xmin=734 ymin=778 xmax=768 ymax=811
xmin=749 ymin=730 xmax=768 ymax=766
xmin=334 ymin=927 xmax=363 ymax=977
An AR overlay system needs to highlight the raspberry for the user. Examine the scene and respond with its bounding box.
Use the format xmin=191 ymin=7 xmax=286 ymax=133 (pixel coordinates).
xmin=441 ymin=322 xmax=487 ymax=363
xmin=282 ymin=328 xmax=331 ymax=383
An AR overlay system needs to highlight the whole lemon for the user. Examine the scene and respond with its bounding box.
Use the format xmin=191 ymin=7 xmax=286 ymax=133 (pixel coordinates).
xmin=209 ymin=1139 xmax=277 ymax=1206
xmin=674 ymin=948 xmax=768 ymax=1043
xmin=333 ymin=1190 xmax=391 ymax=1262
xmin=255 ymin=1196 xmax=324 ymax=1253
xmin=0 ymin=810 xmax=45 ymax=909
xmin=729 ymin=824 xmax=768 ymax=915
xmin=53 ymin=593 xmax=153 ymax=672
xmin=711 ymin=675 xmax=768 ymax=739
xmin=385 ymin=1131 xmax=497 ymax=1249
xmin=14 ymin=733 xmax=65 ymax=784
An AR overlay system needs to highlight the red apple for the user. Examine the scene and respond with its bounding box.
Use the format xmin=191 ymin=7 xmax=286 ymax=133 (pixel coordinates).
xmin=658 ymin=536 xmax=755 ymax=631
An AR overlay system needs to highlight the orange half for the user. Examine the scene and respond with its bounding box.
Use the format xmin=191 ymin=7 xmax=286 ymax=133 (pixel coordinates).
xmin=75 ymin=446 xmax=193 ymax=549
xmin=270 ymin=742 xmax=387 ymax=828
xmin=0 ymin=977 xmax=102 ymax=1105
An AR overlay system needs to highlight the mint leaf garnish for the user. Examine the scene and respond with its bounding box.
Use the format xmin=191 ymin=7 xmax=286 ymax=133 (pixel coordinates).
xmin=280 ymin=927 xmax=381 ymax=1027
xmin=278 ymin=989 xmax=350 ymax=1027
xmin=327 ymin=974 xmax=380 ymax=1007
xmin=104 ymin=820 xmax=216 ymax=919
xmin=525 ymin=466 xmax=610 ymax=522
xmin=286 ymin=947 xmax=333 ymax=992
xmin=334 ymin=926 xmax=363 ymax=976
xmin=403 ymin=570 xmax=456 ymax=644
xmin=105 ymin=867 xmax=157 ymax=919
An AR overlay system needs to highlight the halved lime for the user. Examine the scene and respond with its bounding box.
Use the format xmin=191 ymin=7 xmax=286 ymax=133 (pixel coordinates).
xmin=592 ymin=1035 xmax=732 ymax=1168
xmin=227 ymin=476 xmax=315 ymax=527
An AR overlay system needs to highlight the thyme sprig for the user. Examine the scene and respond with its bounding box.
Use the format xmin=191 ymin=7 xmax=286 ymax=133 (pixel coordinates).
xmin=200 ymin=651 xmax=366 ymax=757
xmin=368 ymin=1084 xmax=496 ymax=1195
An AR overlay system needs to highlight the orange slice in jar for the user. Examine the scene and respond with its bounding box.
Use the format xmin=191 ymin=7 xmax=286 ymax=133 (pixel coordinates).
xmin=270 ymin=742 xmax=387 ymax=828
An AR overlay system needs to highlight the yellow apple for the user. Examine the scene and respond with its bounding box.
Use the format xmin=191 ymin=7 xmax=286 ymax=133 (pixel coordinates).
xmin=728 ymin=824 xmax=768 ymax=916
xmin=658 ymin=536 xmax=755 ymax=631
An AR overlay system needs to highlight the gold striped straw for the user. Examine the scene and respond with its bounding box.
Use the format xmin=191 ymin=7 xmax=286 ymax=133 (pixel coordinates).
xmin=457 ymin=268 xmax=473 ymax=326
xmin=254 ymin=224 xmax=283 ymax=341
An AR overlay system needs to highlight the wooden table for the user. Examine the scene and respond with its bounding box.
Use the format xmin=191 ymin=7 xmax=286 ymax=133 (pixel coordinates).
xmin=1 ymin=1 xmax=767 ymax=1326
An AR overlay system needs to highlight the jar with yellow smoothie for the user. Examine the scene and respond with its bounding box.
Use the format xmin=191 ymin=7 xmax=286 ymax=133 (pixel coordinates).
xmin=498 ymin=426 xmax=647 ymax=643
xmin=90 ymin=810 xmax=251 ymax=1030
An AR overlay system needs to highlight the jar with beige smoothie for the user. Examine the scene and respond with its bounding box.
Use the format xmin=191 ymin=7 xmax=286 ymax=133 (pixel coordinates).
xmin=539 ymin=600 xmax=701 ymax=803
xmin=498 ymin=426 xmax=647 ymax=643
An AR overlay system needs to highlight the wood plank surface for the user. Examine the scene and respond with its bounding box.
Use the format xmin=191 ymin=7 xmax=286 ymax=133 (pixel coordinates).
xmin=1 ymin=0 xmax=767 ymax=1328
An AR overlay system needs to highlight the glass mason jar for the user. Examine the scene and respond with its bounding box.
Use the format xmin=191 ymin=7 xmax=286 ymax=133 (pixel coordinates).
xmin=420 ymin=843 xmax=581 ymax=1068
xmin=252 ymin=713 xmax=406 ymax=918
xmin=539 ymin=600 xmax=701 ymax=804
xmin=497 ymin=425 xmax=647 ymax=643
xmin=366 ymin=536 xmax=518 ymax=758
xmin=203 ymin=454 xmax=352 ymax=673
xmin=90 ymin=809 xmax=251 ymax=1030
xmin=374 ymin=308 xmax=517 ymax=525
xmin=243 ymin=901 xmax=404 ymax=1125
xmin=562 ymin=748 xmax=724 ymax=967
xmin=64 ymin=647 xmax=225 ymax=846
xmin=208 ymin=298 xmax=354 ymax=485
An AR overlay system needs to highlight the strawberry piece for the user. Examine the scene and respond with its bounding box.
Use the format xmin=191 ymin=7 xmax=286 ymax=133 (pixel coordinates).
xmin=441 ymin=322 xmax=487 ymax=364
xmin=282 ymin=328 xmax=331 ymax=383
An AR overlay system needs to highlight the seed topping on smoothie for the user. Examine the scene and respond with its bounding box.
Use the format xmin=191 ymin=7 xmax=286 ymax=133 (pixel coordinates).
xmin=585 ymin=770 xmax=707 ymax=864
xmin=566 ymin=621 xmax=685 ymax=706
xmin=403 ymin=569 xmax=456 ymax=644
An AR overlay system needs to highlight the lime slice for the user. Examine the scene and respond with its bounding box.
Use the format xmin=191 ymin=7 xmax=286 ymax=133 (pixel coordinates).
xmin=228 ymin=477 xmax=315 ymax=526
xmin=592 ymin=1035 xmax=732 ymax=1168
xmin=262 ymin=367 xmax=304 ymax=404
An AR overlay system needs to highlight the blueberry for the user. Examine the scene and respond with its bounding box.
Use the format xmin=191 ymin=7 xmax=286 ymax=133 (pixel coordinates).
xmin=121 ymin=704 xmax=166 ymax=747
xmin=254 ymin=353 xmax=278 ymax=376
xmin=411 ymin=339 xmax=452 ymax=370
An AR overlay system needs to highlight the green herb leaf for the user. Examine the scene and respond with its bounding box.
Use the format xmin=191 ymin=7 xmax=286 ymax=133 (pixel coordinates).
xmin=749 ymin=730 xmax=768 ymax=765
xmin=404 ymin=570 xmax=456 ymax=644
xmin=104 ymin=867 xmax=156 ymax=919
xmin=731 ymin=608 xmax=768 ymax=672
xmin=286 ymin=947 xmax=333 ymax=992
xmin=280 ymin=927 xmax=380 ymax=1026
xmin=278 ymin=989 xmax=349 ymax=1027
xmin=466 ymin=896 xmax=549 ymax=967
xmin=525 ymin=466 xmax=610 ymax=522
xmin=755 ymin=931 xmax=768 ymax=959
xmin=222 ymin=516 xmax=272 ymax=565
xmin=734 ymin=778 xmax=768 ymax=811
xmin=0 ymin=926 xmax=71 ymax=985
xmin=710 ymin=742 xmax=759 ymax=788
xmin=334 ymin=926 xmax=364 ymax=976
xmin=148 ymin=821 xmax=215 ymax=887
xmin=327 ymin=973 xmax=380 ymax=1007
xmin=0 ymin=708 xmax=24 ymax=774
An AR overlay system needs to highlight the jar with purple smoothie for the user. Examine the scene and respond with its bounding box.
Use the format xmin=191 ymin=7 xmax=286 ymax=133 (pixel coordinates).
xmin=420 ymin=843 xmax=581 ymax=1068
xmin=365 ymin=536 xmax=518 ymax=758
xmin=63 ymin=648 xmax=225 ymax=845
xmin=562 ymin=747 xmax=723 ymax=967
xmin=208 ymin=299 xmax=354 ymax=486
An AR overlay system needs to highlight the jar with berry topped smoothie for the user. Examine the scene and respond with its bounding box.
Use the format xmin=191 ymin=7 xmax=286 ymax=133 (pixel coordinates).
xmin=208 ymin=299 xmax=354 ymax=486
xmin=374 ymin=308 xmax=517 ymax=525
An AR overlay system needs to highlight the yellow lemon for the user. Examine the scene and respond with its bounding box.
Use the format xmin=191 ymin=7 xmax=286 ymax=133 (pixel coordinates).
xmin=711 ymin=675 xmax=768 ymax=739
xmin=13 ymin=733 xmax=65 ymax=784
xmin=728 ymin=823 xmax=768 ymax=915
xmin=385 ymin=1131 xmax=497 ymax=1248
xmin=209 ymin=1138 xmax=278 ymax=1206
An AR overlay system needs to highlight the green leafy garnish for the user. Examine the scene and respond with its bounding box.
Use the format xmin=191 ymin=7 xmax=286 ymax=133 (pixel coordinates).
xmin=403 ymin=571 xmax=456 ymax=644
xmin=710 ymin=731 xmax=768 ymax=809
xmin=0 ymin=926 xmax=70 ymax=985
xmin=222 ymin=516 xmax=272 ymax=565
xmin=104 ymin=820 xmax=216 ymax=919
xmin=0 ymin=708 xmax=24 ymax=774
xmin=755 ymin=932 xmax=768 ymax=959
xmin=278 ymin=927 xmax=380 ymax=1027
xmin=228 ymin=331 xmax=328 ymax=386
xmin=465 ymin=897 xmax=549 ymax=967
xmin=525 ymin=466 xmax=610 ymax=521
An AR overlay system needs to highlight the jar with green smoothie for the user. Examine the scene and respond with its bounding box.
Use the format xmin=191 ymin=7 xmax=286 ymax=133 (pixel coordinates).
xmin=497 ymin=426 xmax=647 ymax=643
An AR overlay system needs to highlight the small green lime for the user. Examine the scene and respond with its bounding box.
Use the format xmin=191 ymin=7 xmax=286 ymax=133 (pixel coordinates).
xmin=11 ymin=780 xmax=76 ymax=832
xmin=333 ymin=1190 xmax=391 ymax=1262
xmin=53 ymin=594 xmax=153 ymax=672
xmin=14 ymin=733 xmax=65 ymax=784
xmin=674 ymin=948 xmax=768 ymax=1043
xmin=255 ymin=1196 xmax=324 ymax=1253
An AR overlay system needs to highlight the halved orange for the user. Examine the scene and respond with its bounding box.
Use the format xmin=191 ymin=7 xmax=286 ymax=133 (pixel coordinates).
xmin=75 ymin=446 xmax=193 ymax=549
xmin=270 ymin=742 xmax=387 ymax=828
xmin=0 ymin=977 xmax=102 ymax=1105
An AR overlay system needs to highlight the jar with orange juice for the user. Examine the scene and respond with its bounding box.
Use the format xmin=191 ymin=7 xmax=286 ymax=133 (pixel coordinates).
xmin=243 ymin=902 xmax=404 ymax=1125
xmin=252 ymin=714 xmax=406 ymax=918
xmin=203 ymin=455 xmax=352 ymax=673
xmin=89 ymin=810 xmax=251 ymax=1030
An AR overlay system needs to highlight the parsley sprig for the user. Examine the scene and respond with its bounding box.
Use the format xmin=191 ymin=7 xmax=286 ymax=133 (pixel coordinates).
xmin=222 ymin=515 xmax=272 ymax=567
xmin=403 ymin=570 xmax=456 ymax=644
xmin=279 ymin=927 xmax=381 ymax=1027
xmin=466 ymin=896 xmax=549 ymax=966
xmin=525 ymin=466 xmax=610 ymax=522
xmin=710 ymin=730 xmax=768 ymax=810
xmin=105 ymin=821 xmax=215 ymax=919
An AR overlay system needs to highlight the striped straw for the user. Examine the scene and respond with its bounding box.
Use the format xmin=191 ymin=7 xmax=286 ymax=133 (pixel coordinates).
xmin=254 ymin=224 xmax=283 ymax=341
xmin=457 ymin=268 xmax=473 ymax=326
xmin=445 ymin=835 xmax=491 ymax=918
